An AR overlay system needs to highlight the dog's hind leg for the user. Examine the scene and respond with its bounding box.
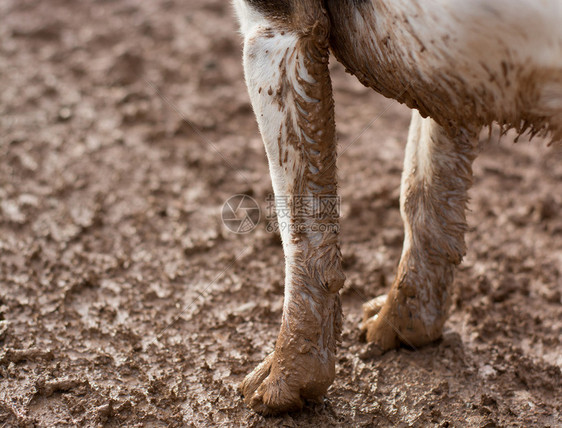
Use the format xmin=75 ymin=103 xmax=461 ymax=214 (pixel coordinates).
xmin=362 ymin=111 xmax=479 ymax=350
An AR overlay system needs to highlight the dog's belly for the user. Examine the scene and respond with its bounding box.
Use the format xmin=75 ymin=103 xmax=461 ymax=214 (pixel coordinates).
xmin=326 ymin=0 xmax=562 ymax=139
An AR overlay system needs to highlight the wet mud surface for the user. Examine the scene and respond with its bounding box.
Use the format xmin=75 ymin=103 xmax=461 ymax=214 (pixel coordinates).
xmin=0 ymin=0 xmax=561 ymax=426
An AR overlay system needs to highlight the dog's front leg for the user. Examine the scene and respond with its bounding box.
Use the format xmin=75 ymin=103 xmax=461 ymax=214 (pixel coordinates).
xmin=234 ymin=0 xmax=344 ymax=415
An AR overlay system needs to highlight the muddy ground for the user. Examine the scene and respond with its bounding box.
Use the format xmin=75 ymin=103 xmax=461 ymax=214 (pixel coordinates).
xmin=1 ymin=0 xmax=561 ymax=426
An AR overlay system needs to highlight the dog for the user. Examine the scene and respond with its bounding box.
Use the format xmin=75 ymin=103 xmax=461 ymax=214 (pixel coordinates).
xmin=233 ymin=0 xmax=562 ymax=415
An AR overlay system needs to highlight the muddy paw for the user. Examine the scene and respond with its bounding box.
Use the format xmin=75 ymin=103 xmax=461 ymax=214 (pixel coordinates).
xmin=239 ymin=349 xmax=334 ymax=416
xmin=360 ymin=292 xmax=444 ymax=351
xmin=360 ymin=294 xmax=400 ymax=353
xmin=360 ymin=298 xmax=400 ymax=351
xmin=361 ymin=294 xmax=388 ymax=323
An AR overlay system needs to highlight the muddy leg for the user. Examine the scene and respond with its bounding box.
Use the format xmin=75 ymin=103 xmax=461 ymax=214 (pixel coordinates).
xmin=233 ymin=0 xmax=344 ymax=415
xmin=361 ymin=111 xmax=479 ymax=350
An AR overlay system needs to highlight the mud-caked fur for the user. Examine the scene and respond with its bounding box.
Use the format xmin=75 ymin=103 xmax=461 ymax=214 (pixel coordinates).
xmin=233 ymin=0 xmax=562 ymax=416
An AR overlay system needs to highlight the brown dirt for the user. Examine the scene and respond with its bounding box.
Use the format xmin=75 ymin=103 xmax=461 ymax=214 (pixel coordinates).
xmin=0 ymin=0 xmax=561 ymax=426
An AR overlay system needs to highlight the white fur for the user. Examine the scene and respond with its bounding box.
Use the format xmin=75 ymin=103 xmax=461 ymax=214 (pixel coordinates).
xmin=234 ymin=1 xmax=313 ymax=315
